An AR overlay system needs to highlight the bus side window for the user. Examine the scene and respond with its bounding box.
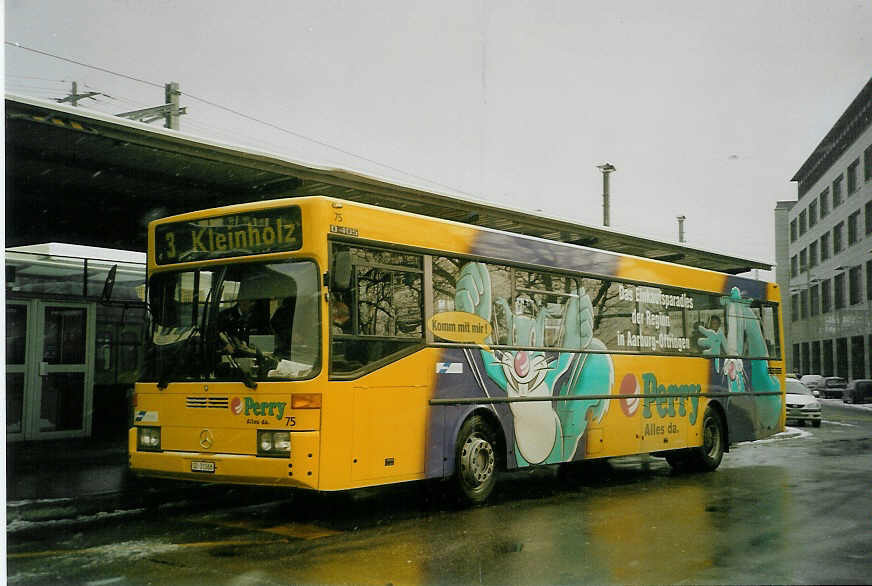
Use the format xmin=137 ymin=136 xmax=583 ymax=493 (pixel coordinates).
xmin=584 ymin=278 xmax=634 ymax=352
xmin=330 ymin=244 xmax=424 ymax=375
xmin=432 ymin=256 xmax=460 ymax=313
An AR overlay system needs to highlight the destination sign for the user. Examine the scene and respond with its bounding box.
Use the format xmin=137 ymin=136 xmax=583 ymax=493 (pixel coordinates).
xmin=155 ymin=206 xmax=302 ymax=265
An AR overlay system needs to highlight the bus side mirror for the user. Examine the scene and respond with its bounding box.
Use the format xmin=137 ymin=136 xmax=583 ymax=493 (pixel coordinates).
xmin=332 ymin=251 xmax=351 ymax=291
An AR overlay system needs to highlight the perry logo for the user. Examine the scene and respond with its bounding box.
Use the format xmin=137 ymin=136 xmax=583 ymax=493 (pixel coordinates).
xmin=640 ymin=372 xmax=700 ymax=425
xmin=230 ymin=397 xmax=287 ymax=420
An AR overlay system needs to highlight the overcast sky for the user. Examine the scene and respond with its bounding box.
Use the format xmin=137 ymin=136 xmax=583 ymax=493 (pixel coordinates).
xmin=5 ymin=1 xmax=872 ymax=275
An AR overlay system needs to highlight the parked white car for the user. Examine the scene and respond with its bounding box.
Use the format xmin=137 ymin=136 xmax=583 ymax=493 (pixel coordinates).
xmin=786 ymin=378 xmax=822 ymax=427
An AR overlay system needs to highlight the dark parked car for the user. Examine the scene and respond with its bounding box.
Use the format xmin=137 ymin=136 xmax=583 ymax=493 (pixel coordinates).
xmin=823 ymin=377 xmax=847 ymax=398
xmin=843 ymin=379 xmax=872 ymax=404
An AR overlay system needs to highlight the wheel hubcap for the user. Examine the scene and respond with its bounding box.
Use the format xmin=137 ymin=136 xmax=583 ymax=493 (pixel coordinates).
xmin=460 ymin=435 xmax=495 ymax=485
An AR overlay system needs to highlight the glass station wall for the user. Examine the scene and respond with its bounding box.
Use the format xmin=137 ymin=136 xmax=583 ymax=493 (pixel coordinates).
xmin=5 ymin=249 xmax=146 ymax=440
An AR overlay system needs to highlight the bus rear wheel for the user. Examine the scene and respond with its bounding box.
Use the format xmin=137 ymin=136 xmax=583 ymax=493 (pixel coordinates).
xmin=454 ymin=415 xmax=499 ymax=505
xmin=690 ymin=407 xmax=725 ymax=471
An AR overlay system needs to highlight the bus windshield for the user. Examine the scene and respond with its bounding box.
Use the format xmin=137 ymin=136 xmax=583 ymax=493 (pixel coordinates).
xmin=144 ymin=259 xmax=320 ymax=385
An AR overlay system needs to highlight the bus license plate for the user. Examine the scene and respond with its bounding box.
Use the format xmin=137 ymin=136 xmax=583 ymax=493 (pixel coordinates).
xmin=191 ymin=460 xmax=215 ymax=473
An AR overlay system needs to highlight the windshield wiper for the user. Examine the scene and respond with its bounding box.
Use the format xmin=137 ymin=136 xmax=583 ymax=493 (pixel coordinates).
xmin=156 ymin=326 xmax=201 ymax=389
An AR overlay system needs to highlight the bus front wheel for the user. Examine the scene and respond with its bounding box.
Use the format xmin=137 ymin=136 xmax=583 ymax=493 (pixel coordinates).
xmin=454 ymin=415 xmax=499 ymax=504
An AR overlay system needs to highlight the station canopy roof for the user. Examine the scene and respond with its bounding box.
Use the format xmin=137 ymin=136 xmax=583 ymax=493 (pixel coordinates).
xmin=6 ymin=94 xmax=770 ymax=275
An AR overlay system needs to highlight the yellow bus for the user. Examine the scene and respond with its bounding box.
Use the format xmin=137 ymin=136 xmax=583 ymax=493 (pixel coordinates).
xmin=129 ymin=196 xmax=785 ymax=503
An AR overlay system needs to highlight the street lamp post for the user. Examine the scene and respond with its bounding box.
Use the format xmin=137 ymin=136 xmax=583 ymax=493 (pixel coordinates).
xmin=596 ymin=162 xmax=616 ymax=227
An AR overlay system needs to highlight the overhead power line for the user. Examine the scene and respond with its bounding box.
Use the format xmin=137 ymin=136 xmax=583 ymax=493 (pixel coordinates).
xmin=5 ymin=41 xmax=479 ymax=200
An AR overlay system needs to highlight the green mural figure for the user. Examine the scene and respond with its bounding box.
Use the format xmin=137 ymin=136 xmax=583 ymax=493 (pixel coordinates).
xmin=697 ymin=287 xmax=782 ymax=431
xmin=455 ymin=262 xmax=613 ymax=466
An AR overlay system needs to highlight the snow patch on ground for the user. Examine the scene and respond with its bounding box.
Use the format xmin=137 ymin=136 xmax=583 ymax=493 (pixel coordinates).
xmin=8 ymin=571 xmax=55 ymax=585
xmin=6 ymin=508 xmax=145 ymax=534
xmin=81 ymin=539 xmax=181 ymax=563
xmin=6 ymin=497 xmax=72 ymax=509
xmin=736 ymin=426 xmax=813 ymax=446
xmin=821 ymin=398 xmax=872 ymax=411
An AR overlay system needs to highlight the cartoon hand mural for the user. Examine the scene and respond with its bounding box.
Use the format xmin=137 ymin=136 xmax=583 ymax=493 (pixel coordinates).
xmin=726 ymin=288 xmax=781 ymax=431
xmin=697 ymin=324 xmax=726 ymax=373
xmin=704 ymin=287 xmax=781 ymax=433
xmin=455 ymin=262 xmax=613 ymax=466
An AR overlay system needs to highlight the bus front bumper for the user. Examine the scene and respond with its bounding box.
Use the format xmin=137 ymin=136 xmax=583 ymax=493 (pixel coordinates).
xmin=129 ymin=431 xmax=320 ymax=490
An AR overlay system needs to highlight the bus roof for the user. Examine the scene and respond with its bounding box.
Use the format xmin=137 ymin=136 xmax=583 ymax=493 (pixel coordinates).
xmin=7 ymin=94 xmax=769 ymax=275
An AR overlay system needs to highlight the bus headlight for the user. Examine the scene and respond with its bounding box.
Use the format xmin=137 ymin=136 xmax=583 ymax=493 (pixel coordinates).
xmin=257 ymin=430 xmax=291 ymax=458
xmin=137 ymin=426 xmax=162 ymax=451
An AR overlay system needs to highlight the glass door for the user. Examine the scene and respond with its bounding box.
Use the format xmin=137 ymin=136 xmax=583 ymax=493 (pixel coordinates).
xmin=7 ymin=300 xmax=95 ymax=441
xmin=31 ymin=302 xmax=95 ymax=439
xmin=6 ymin=302 xmax=30 ymax=440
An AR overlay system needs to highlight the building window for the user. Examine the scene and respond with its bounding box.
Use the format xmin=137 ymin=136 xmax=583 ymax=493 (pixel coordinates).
xmin=810 ymin=284 xmax=820 ymax=316
xmin=809 ymin=200 xmax=817 ymax=227
xmin=823 ymin=339 xmax=834 ymax=376
xmin=848 ymin=210 xmax=860 ymax=245
xmin=820 ymin=232 xmax=830 ymax=261
xmin=799 ymin=248 xmax=807 ymax=272
xmin=833 ymin=222 xmax=844 ymax=253
xmin=865 ymin=144 xmax=872 ymax=182
xmin=791 ymin=255 xmax=798 ymax=278
xmin=821 ymin=278 xmax=832 ymax=313
xmin=847 ymin=159 xmax=860 ymax=194
xmin=866 ymin=200 xmax=872 ymax=235
xmin=791 ymin=294 xmax=799 ymax=321
xmin=802 ymin=343 xmax=810 ymax=374
xmin=820 ymin=188 xmax=830 ymax=218
xmin=800 ymin=289 xmax=808 ymax=318
xmin=790 ymin=218 xmax=798 ymax=242
xmin=809 ymin=241 xmax=818 ymax=268
xmin=849 ymin=266 xmax=862 ymax=305
xmin=834 ymin=273 xmax=845 ymax=310
xmin=867 ymin=260 xmax=872 ymax=301
xmin=833 ymin=175 xmax=843 ymax=207
xmin=799 ymin=210 xmax=807 ymax=236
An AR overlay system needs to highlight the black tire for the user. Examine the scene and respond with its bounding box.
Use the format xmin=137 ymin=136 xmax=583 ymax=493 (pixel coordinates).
xmin=454 ymin=415 xmax=499 ymax=505
xmin=664 ymin=450 xmax=690 ymax=471
xmin=690 ymin=407 xmax=725 ymax=472
xmin=812 ymin=419 xmax=821 ymax=428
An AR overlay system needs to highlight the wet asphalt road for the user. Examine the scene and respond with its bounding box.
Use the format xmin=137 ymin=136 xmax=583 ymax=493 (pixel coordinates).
xmin=7 ymin=400 xmax=872 ymax=585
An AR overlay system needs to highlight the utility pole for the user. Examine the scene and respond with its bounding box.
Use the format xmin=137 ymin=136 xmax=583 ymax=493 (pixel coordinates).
xmin=164 ymin=82 xmax=181 ymax=130
xmin=56 ymin=81 xmax=101 ymax=107
xmin=596 ymin=162 xmax=616 ymax=227
xmin=116 ymin=81 xmax=187 ymax=129
xmin=677 ymin=215 xmax=686 ymax=243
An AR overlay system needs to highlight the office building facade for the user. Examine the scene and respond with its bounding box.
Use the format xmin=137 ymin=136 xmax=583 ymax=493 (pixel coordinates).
xmin=777 ymin=78 xmax=872 ymax=380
